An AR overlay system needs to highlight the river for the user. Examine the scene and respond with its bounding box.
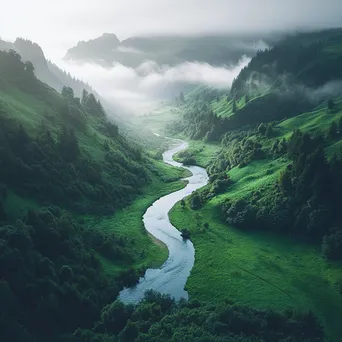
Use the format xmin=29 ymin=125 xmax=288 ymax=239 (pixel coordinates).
xmin=119 ymin=138 xmax=208 ymax=304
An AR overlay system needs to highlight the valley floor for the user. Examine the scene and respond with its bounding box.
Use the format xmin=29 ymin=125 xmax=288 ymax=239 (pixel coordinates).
xmin=169 ymin=148 xmax=342 ymax=341
xmin=83 ymin=159 xmax=190 ymax=277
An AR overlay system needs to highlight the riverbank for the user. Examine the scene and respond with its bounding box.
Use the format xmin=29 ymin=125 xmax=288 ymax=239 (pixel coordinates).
xmin=169 ymin=160 xmax=342 ymax=341
xmin=173 ymin=140 xmax=221 ymax=168
xmin=83 ymin=157 xmax=191 ymax=278
xmin=118 ymin=139 xmax=208 ymax=303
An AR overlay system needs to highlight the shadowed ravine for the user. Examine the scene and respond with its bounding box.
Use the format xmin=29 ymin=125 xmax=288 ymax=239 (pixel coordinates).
xmin=119 ymin=138 xmax=208 ymax=304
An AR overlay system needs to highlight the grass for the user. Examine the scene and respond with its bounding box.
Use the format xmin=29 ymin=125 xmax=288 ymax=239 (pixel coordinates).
xmin=213 ymin=159 xmax=287 ymax=203
xmin=174 ymin=140 xmax=221 ymax=168
xmin=134 ymin=103 xmax=183 ymax=135
xmin=169 ymin=155 xmax=342 ymax=341
xmin=170 ymin=200 xmax=342 ymax=341
xmin=83 ymin=163 xmax=190 ymax=276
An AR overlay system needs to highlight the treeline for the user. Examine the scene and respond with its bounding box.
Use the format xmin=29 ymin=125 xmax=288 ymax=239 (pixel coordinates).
xmin=62 ymin=291 xmax=323 ymax=342
xmin=222 ymin=128 xmax=342 ymax=260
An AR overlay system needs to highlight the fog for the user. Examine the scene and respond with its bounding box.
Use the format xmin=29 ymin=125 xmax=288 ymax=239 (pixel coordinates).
xmin=2 ymin=0 xmax=342 ymax=114
xmin=56 ymin=57 xmax=250 ymax=114
xmin=2 ymin=0 xmax=342 ymax=59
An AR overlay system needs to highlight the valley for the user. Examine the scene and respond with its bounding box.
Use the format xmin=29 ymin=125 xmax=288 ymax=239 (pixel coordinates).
xmin=1 ymin=16 xmax=342 ymax=342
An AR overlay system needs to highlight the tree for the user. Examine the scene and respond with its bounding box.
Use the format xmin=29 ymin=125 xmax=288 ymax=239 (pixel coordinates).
xmin=328 ymin=99 xmax=335 ymax=111
xmin=190 ymin=193 xmax=201 ymax=210
xmin=118 ymin=320 xmax=138 ymax=342
xmin=257 ymin=123 xmax=266 ymax=136
xmin=81 ymin=89 xmax=89 ymax=106
xmin=62 ymin=86 xmax=74 ymax=101
xmin=180 ymin=199 xmax=185 ymax=209
xmin=181 ymin=229 xmax=190 ymax=240
xmin=265 ymin=123 xmax=273 ymax=137
xmin=245 ymin=94 xmax=250 ymax=104
xmin=232 ymin=100 xmax=237 ymax=113
xmin=24 ymin=61 xmax=34 ymax=76
xmin=179 ymin=92 xmax=185 ymax=103
xmin=328 ymin=121 xmax=338 ymax=139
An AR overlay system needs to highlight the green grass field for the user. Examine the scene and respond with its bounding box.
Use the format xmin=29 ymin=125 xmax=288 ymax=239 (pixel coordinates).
xmin=170 ymin=199 xmax=342 ymax=341
xmin=277 ymin=102 xmax=342 ymax=140
xmin=169 ymin=155 xmax=342 ymax=341
xmin=174 ymin=140 xmax=221 ymax=168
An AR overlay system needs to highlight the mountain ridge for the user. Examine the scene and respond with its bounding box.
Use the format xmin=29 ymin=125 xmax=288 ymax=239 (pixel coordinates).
xmin=64 ymin=32 xmax=277 ymax=68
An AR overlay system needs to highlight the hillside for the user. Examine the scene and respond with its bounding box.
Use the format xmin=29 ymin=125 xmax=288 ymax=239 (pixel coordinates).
xmin=0 ymin=48 xmax=190 ymax=341
xmin=162 ymin=29 xmax=342 ymax=341
xmin=0 ymin=38 xmax=96 ymax=98
xmin=64 ymin=33 xmax=276 ymax=68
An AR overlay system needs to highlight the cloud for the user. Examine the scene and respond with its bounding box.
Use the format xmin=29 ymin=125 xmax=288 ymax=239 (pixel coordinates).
xmin=56 ymin=57 xmax=250 ymax=114
xmin=2 ymin=0 xmax=342 ymax=59
xmin=117 ymin=46 xmax=143 ymax=54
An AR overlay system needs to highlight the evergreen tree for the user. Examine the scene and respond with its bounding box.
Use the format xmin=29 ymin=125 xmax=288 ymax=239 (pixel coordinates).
xmin=328 ymin=121 xmax=338 ymax=139
xmin=328 ymin=99 xmax=335 ymax=111
xmin=232 ymin=100 xmax=237 ymax=113
xmin=24 ymin=61 xmax=34 ymax=76
xmin=81 ymin=89 xmax=89 ymax=106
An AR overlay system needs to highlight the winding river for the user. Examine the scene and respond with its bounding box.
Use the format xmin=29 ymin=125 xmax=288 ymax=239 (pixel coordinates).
xmin=119 ymin=138 xmax=208 ymax=304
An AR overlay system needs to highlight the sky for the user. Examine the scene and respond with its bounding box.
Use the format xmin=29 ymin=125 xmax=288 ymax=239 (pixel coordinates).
xmin=1 ymin=0 xmax=342 ymax=58
xmin=2 ymin=0 xmax=342 ymax=115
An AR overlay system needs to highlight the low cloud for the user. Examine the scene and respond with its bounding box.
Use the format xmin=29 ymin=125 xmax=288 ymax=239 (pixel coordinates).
xmin=117 ymin=46 xmax=144 ymax=54
xmin=55 ymin=57 xmax=250 ymax=114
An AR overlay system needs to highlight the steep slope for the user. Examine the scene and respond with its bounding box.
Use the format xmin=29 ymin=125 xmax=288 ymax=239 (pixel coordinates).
xmin=0 ymin=49 xmax=187 ymax=342
xmin=164 ymin=28 xmax=342 ymax=341
xmin=0 ymin=38 xmax=96 ymax=98
xmin=168 ymin=28 xmax=342 ymax=139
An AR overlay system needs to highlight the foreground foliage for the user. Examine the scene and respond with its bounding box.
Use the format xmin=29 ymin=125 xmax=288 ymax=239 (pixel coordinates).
xmin=65 ymin=291 xmax=324 ymax=342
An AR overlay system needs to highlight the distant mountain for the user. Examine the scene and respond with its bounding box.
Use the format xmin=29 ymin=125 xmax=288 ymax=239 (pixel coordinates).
xmin=0 ymin=38 xmax=95 ymax=98
xmin=65 ymin=33 xmax=276 ymax=68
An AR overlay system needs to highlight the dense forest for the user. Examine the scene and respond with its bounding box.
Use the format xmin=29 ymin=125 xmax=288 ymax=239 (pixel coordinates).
xmin=165 ymin=29 xmax=342 ymax=341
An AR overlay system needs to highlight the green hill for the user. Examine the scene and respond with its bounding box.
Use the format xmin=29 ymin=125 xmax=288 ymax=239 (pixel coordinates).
xmin=0 ymin=48 xmax=192 ymax=341
xmin=164 ymin=28 xmax=342 ymax=341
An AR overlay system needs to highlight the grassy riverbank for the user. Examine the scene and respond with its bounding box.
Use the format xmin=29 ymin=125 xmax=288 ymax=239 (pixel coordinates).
xmin=173 ymin=140 xmax=221 ymax=168
xmin=170 ymin=199 xmax=342 ymax=340
xmin=84 ymin=157 xmax=191 ymax=277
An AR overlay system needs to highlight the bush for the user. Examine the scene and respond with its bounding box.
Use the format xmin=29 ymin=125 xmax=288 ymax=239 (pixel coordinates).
xmin=190 ymin=193 xmax=202 ymax=210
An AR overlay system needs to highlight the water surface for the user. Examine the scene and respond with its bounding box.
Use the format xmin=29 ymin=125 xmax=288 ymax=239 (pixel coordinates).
xmin=119 ymin=139 xmax=208 ymax=303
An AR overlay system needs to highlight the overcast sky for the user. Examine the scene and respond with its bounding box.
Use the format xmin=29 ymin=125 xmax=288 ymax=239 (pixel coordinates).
xmin=1 ymin=0 xmax=342 ymax=58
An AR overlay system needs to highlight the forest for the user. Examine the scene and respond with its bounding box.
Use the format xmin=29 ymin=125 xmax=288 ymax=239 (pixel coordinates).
xmin=164 ymin=28 xmax=342 ymax=341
